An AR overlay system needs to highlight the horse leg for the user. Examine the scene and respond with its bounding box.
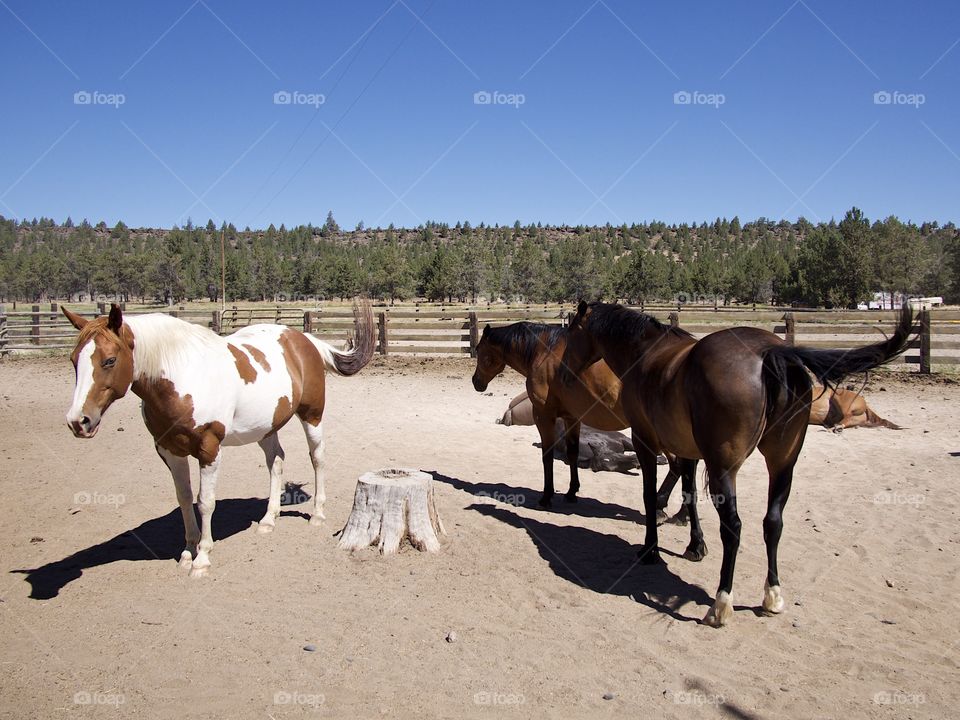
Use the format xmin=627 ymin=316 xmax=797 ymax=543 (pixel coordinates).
xmin=158 ymin=447 xmax=198 ymax=570
xmin=680 ymin=458 xmax=707 ymax=561
xmin=534 ymin=414 xmax=557 ymax=508
xmin=702 ymin=463 xmax=742 ymax=627
xmin=190 ymin=453 xmax=221 ymax=578
xmin=301 ymin=419 xmax=326 ymax=525
xmin=634 ymin=433 xmax=662 ymax=564
xmin=758 ymin=415 xmax=806 ymax=615
xmin=256 ymin=433 xmax=285 ymax=534
xmin=563 ymin=418 xmax=581 ymax=502
xmin=655 ymin=457 xmax=681 ymax=523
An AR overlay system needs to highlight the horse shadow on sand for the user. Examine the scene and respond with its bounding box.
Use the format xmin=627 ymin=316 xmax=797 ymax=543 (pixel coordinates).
xmin=429 ymin=471 xmax=643 ymax=523
xmin=430 ymin=472 xmax=730 ymax=623
xmin=11 ymin=484 xmax=310 ymax=600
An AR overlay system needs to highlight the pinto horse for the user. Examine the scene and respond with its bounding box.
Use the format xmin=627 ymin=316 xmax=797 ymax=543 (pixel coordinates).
xmin=563 ymin=301 xmax=912 ymax=626
xmin=63 ymin=301 xmax=375 ymax=577
xmin=471 ymin=322 xmax=707 ymax=561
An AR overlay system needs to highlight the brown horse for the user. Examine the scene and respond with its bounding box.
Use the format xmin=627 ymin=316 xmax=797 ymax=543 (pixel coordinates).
xmin=471 ymin=322 xmax=707 ymax=561
xmin=563 ymin=301 xmax=912 ymax=626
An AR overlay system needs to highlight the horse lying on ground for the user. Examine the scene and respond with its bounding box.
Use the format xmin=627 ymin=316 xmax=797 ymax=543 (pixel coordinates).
xmin=63 ymin=301 xmax=375 ymax=577
xmin=562 ymin=300 xmax=912 ymax=626
xmin=811 ymin=385 xmax=901 ymax=430
xmin=472 ymin=322 xmax=705 ymax=561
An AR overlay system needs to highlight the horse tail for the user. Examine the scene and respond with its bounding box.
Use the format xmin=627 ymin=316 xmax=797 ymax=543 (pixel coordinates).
xmin=310 ymin=299 xmax=376 ymax=376
xmin=762 ymin=304 xmax=914 ymax=396
xmin=864 ymin=407 xmax=903 ymax=430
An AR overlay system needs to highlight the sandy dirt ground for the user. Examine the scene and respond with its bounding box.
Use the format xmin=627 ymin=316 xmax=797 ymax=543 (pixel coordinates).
xmin=0 ymin=354 xmax=958 ymax=719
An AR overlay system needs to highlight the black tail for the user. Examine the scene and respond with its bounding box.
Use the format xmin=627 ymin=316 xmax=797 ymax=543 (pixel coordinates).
xmin=763 ymin=303 xmax=914 ymax=392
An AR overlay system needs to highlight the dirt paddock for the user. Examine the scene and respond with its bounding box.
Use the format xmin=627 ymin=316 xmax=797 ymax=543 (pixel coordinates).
xmin=0 ymin=355 xmax=958 ymax=719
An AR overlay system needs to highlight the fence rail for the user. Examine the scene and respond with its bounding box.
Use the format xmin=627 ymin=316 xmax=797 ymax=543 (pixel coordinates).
xmin=1 ymin=302 xmax=956 ymax=372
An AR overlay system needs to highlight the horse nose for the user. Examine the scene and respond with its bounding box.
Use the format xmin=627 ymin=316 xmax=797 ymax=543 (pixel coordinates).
xmin=81 ymin=415 xmax=92 ymax=430
xmin=472 ymin=375 xmax=486 ymax=392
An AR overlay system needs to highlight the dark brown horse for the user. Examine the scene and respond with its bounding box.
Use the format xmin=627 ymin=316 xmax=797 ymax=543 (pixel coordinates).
xmin=563 ymin=301 xmax=912 ymax=626
xmin=471 ymin=322 xmax=707 ymax=561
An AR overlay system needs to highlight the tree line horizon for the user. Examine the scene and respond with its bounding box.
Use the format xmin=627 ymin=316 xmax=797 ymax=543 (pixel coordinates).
xmin=1 ymin=208 xmax=957 ymax=309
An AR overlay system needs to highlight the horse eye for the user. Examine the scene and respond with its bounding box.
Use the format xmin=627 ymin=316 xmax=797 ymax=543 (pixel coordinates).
xmin=101 ymin=357 xmax=117 ymax=369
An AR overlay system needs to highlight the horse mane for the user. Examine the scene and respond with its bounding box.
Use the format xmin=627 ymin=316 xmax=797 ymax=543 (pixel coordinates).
xmin=123 ymin=314 xmax=223 ymax=381
xmin=586 ymin=303 xmax=694 ymax=343
xmin=489 ymin=322 xmax=567 ymax=368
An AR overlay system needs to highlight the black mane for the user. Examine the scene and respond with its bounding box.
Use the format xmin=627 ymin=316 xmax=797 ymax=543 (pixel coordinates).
xmin=488 ymin=322 xmax=566 ymax=368
xmin=586 ymin=303 xmax=694 ymax=342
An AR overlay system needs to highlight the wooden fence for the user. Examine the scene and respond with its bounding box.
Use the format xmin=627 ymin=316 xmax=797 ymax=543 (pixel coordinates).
xmin=2 ymin=302 xmax=958 ymax=372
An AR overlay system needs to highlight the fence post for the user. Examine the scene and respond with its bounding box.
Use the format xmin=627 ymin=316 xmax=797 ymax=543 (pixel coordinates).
xmin=668 ymin=311 xmax=679 ymax=329
xmin=31 ymin=304 xmax=40 ymax=345
xmin=211 ymin=311 xmax=221 ymax=334
xmin=0 ymin=306 xmax=6 ymax=354
xmin=97 ymin=301 xmax=106 ymax=316
xmin=50 ymin=302 xmax=58 ymax=323
xmin=304 ymin=310 xmax=313 ymax=334
xmin=468 ymin=311 xmax=479 ymax=358
xmin=783 ymin=312 xmax=796 ymax=346
xmin=919 ymin=308 xmax=931 ymax=374
xmin=378 ymin=312 xmax=389 ymax=356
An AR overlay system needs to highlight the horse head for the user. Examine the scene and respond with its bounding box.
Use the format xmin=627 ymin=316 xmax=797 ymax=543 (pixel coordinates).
xmin=471 ymin=324 xmax=506 ymax=392
xmin=63 ymin=304 xmax=135 ymax=438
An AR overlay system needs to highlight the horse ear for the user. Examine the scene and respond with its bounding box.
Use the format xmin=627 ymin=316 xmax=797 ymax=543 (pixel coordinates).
xmin=61 ymin=305 xmax=89 ymax=331
xmin=577 ymin=299 xmax=588 ymax=316
xmin=107 ymin=303 xmax=123 ymax=333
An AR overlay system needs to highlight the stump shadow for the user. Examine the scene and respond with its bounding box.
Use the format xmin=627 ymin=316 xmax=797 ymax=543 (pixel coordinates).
xmin=11 ymin=497 xmax=267 ymax=600
xmin=428 ymin=471 xmax=644 ymax=523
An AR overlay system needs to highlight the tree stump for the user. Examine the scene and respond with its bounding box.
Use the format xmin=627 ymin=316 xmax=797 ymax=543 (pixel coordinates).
xmin=337 ymin=469 xmax=446 ymax=554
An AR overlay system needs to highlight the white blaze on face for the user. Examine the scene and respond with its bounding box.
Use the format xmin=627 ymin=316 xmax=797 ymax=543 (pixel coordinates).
xmin=67 ymin=341 xmax=97 ymax=428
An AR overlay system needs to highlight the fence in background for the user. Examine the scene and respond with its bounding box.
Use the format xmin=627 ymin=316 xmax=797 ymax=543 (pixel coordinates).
xmin=2 ymin=302 xmax=957 ymax=372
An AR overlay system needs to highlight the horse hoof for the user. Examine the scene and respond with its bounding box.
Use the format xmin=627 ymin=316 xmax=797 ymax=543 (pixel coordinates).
xmin=188 ymin=565 xmax=209 ymax=579
xmin=309 ymin=514 xmax=325 ymax=527
xmin=702 ymin=591 xmax=733 ymax=627
xmin=637 ymin=545 xmax=662 ymax=565
xmin=667 ymin=510 xmax=689 ymax=526
xmin=178 ymin=551 xmax=193 ymax=570
xmin=256 ymin=522 xmax=275 ymax=535
xmin=762 ymin=581 xmax=785 ymax=614
xmin=656 ymin=509 xmax=668 ymax=525
xmin=538 ymin=497 xmax=553 ymax=509
xmin=682 ymin=542 xmax=707 ymax=562
xmin=564 ymin=493 xmax=578 ymax=504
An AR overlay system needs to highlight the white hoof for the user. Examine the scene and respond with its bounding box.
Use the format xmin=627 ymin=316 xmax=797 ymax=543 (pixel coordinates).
xmin=762 ymin=581 xmax=785 ymax=614
xmin=309 ymin=513 xmax=325 ymax=527
xmin=188 ymin=564 xmax=209 ymax=578
xmin=256 ymin=521 xmax=275 ymax=534
xmin=702 ymin=591 xmax=734 ymax=627
xmin=178 ymin=551 xmax=193 ymax=570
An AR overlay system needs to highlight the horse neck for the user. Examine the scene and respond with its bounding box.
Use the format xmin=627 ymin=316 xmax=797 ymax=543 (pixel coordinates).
xmin=593 ymin=320 xmax=674 ymax=377
xmin=125 ymin=315 xmax=222 ymax=392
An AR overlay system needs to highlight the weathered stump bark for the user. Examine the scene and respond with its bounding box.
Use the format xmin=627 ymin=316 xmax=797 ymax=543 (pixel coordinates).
xmin=337 ymin=469 xmax=446 ymax=554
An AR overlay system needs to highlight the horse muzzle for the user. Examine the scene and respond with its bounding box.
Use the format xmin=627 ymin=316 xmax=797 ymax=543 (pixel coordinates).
xmin=67 ymin=413 xmax=100 ymax=439
xmin=472 ymin=374 xmax=488 ymax=392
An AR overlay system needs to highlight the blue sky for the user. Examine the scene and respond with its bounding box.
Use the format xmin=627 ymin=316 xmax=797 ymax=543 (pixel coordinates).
xmin=1 ymin=0 xmax=958 ymax=229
